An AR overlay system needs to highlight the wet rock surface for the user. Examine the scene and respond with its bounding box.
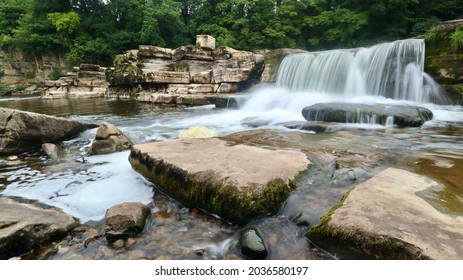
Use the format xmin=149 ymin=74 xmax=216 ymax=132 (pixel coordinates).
xmin=240 ymin=228 xmax=267 ymax=259
xmin=129 ymin=137 xmax=309 ymax=224
xmin=105 ymin=202 xmax=151 ymax=241
xmin=0 ymin=107 xmax=97 ymax=155
xmin=302 ymin=102 xmax=433 ymax=127
xmin=309 ymin=168 xmax=463 ymax=259
xmin=88 ymin=122 xmax=133 ymax=155
xmin=0 ymin=196 xmax=78 ymax=259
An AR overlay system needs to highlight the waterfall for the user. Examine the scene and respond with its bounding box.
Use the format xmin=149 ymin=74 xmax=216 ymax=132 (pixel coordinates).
xmin=275 ymin=39 xmax=443 ymax=104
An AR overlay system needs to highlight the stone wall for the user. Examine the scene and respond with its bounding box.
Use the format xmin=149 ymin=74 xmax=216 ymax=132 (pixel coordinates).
xmin=106 ymin=35 xmax=265 ymax=105
xmin=42 ymin=64 xmax=109 ymax=99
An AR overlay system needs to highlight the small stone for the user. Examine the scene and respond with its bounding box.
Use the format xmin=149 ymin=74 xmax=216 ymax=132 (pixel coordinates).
xmin=105 ymin=202 xmax=151 ymax=241
xmin=240 ymin=228 xmax=268 ymax=260
xmin=112 ymin=239 xmax=125 ymax=249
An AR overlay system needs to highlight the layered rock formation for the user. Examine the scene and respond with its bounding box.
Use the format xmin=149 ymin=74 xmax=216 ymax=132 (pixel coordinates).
xmin=42 ymin=64 xmax=109 ymax=99
xmin=0 ymin=107 xmax=97 ymax=155
xmin=106 ymin=35 xmax=265 ymax=106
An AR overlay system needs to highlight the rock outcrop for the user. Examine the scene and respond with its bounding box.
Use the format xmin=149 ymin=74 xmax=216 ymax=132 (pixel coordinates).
xmin=308 ymin=168 xmax=463 ymax=259
xmin=0 ymin=196 xmax=78 ymax=259
xmin=88 ymin=122 xmax=133 ymax=155
xmin=42 ymin=64 xmax=109 ymax=99
xmin=106 ymin=35 xmax=264 ymax=106
xmin=0 ymin=107 xmax=97 ymax=155
xmin=129 ymin=137 xmax=309 ymax=224
xmin=425 ymin=19 xmax=463 ymax=104
xmin=105 ymin=202 xmax=151 ymax=241
xmin=301 ymin=103 xmax=433 ymax=127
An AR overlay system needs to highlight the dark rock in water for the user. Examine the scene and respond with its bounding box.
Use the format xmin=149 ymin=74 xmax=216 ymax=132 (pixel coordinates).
xmin=240 ymin=228 xmax=267 ymax=259
xmin=105 ymin=202 xmax=151 ymax=241
xmin=0 ymin=196 xmax=78 ymax=259
xmin=301 ymin=103 xmax=433 ymax=127
xmin=0 ymin=107 xmax=97 ymax=156
xmin=88 ymin=122 xmax=133 ymax=155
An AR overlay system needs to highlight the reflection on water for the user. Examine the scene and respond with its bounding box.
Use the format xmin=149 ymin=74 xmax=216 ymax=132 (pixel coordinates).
xmin=1 ymin=92 xmax=463 ymax=260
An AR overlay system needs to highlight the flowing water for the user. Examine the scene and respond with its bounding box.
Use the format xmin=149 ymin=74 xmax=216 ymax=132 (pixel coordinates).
xmin=1 ymin=39 xmax=463 ymax=260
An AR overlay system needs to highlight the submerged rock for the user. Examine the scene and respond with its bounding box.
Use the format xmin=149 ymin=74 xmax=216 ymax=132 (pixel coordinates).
xmin=88 ymin=122 xmax=133 ymax=155
xmin=105 ymin=202 xmax=151 ymax=241
xmin=308 ymin=168 xmax=463 ymax=259
xmin=0 ymin=108 xmax=97 ymax=155
xmin=240 ymin=228 xmax=267 ymax=259
xmin=301 ymin=103 xmax=433 ymax=127
xmin=0 ymin=196 xmax=78 ymax=259
xmin=129 ymin=137 xmax=309 ymax=224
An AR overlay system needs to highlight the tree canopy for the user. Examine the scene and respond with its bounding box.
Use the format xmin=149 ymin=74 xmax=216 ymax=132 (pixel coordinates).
xmin=1 ymin=0 xmax=462 ymax=65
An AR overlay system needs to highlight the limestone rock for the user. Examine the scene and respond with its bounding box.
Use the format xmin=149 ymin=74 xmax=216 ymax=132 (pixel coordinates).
xmin=240 ymin=228 xmax=267 ymax=259
xmin=138 ymin=45 xmax=173 ymax=59
xmin=0 ymin=108 xmax=97 ymax=155
xmin=302 ymin=103 xmax=433 ymax=127
xmin=88 ymin=122 xmax=133 ymax=155
xmin=105 ymin=202 xmax=151 ymax=241
xmin=196 ymin=35 xmax=216 ymax=50
xmin=144 ymin=71 xmax=190 ymax=84
xmin=41 ymin=143 xmax=59 ymax=162
xmin=308 ymin=168 xmax=463 ymax=259
xmin=178 ymin=126 xmax=218 ymax=140
xmin=0 ymin=196 xmax=78 ymax=259
xmin=128 ymin=137 xmax=309 ymax=224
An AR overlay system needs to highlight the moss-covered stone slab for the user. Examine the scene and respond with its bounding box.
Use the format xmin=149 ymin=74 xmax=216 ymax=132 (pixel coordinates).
xmin=129 ymin=137 xmax=309 ymax=224
xmin=309 ymin=168 xmax=463 ymax=259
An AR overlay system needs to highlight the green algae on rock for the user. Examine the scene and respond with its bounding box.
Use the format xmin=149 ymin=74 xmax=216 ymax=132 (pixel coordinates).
xmin=129 ymin=137 xmax=309 ymax=225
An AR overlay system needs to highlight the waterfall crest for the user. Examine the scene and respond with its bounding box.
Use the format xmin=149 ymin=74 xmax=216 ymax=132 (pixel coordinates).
xmin=276 ymin=39 xmax=443 ymax=104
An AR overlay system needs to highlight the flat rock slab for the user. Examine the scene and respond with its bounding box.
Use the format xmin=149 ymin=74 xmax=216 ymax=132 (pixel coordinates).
xmin=129 ymin=137 xmax=309 ymax=224
xmin=309 ymin=168 xmax=463 ymax=259
xmin=302 ymin=103 xmax=433 ymax=127
xmin=0 ymin=196 xmax=79 ymax=259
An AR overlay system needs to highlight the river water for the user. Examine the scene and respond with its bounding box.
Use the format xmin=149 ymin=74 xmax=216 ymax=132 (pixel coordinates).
xmin=1 ymin=88 xmax=463 ymax=260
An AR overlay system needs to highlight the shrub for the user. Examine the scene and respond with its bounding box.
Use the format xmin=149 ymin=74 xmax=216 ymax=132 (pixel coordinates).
xmin=450 ymin=28 xmax=463 ymax=53
xmin=15 ymin=84 xmax=27 ymax=91
xmin=48 ymin=68 xmax=62 ymax=80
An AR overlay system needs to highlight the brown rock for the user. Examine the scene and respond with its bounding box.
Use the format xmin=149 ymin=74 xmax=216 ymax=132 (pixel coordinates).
xmin=88 ymin=122 xmax=133 ymax=155
xmin=105 ymin=202 xmax=151 ymax=241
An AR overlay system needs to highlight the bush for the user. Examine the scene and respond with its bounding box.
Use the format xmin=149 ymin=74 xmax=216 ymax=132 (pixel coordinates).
xmin=450 ymin=28 xmax=463 ymax=53
xmin=48 ymin=69 xmax=62 ymax=80
xmin=24 ymin=70 xmax=36 ymax=79
xmin=15 ymin=84 xmax=27 ymax=91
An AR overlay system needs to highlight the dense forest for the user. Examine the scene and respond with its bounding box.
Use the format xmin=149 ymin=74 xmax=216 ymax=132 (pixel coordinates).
xmin=1 ymin=0 xmax=462 ymax=66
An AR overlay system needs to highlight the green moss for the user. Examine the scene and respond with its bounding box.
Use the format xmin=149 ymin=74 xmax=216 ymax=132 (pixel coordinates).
xmin=129 ymin=148 xmax=296 ymax=225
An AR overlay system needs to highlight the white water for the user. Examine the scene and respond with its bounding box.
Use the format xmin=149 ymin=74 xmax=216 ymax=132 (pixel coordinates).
xmin=276 ymin=39 xmax=443 ymax=103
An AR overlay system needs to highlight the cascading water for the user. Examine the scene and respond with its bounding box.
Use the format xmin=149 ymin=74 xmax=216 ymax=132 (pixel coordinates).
xmin=275 ymin=39 xmax=442 ymax=104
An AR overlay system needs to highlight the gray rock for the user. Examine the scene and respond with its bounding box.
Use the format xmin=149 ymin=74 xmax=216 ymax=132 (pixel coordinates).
xmin=41 ymin=143 xmax=60 ymax=162
xmin=301 ymin=102 xmax=433 ymax=127
xmin=309 ymin=168 xmax=463 ymax=259
xmin=129 ymin=137 xmax=309 ymax=224
xmin=88 ymin=122 xmax=133 ymax=155
xmin=105 ymin=202 xmax=151 ymax=241
xmin=0 ymin=196 xmax=78 ymax=259
xmin=240 ymin=228 xmax=267 ymax=259
xmin=0 ymin=108 xmax=97 ymax=155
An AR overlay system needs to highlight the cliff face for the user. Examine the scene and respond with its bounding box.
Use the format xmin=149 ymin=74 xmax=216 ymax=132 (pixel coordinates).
xmin=425 ymin=19 xmax=463 ymax=104
xmin=105 ymin=35 xmax=266 ymax=105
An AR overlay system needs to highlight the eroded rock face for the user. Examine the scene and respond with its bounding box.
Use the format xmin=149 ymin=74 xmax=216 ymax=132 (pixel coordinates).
xmin=0 ymin=196 xmax=78 ymax=259
xmin=105 ymin=202 xmax=151 ymax=241
xmin=302 ymin=103 xmax=433 ymax=127
xmin=308 ymin=168 xmax=463 ymax=260
xmin=106 ymin=35 xmax=264 ymax=105
xmin=0 ymin=108 xmax=97 ymax=155
xmin=88 ymin=122 xmax=133 ymax=155
xmin=128 ymin=137 xmax=309 ymax=224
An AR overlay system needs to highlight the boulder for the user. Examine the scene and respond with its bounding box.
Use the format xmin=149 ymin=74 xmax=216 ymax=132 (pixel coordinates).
xmin=0 ymin=108 xmax=97 ymax=155
xmin=105 ymin=202 xmax=151 ymax=241
xmin=308 ymin=168 xmax=463 ymax=259
xmin=88 ymin=122 xmax=133 ymax=155
xmin=301 ymin=103 xmax=433 ymax=127
xmin=128 ymin=137 xmax=309 ymax=224
xmin=195 ymin=35 xmax=216 ymax=50
xmin=41 ymin=143 xmax=59 ymax=162
xmin=0 ymin=196 xmax=78 ymax=259
xmin=240 ymin=228 xmax=267 ymax=259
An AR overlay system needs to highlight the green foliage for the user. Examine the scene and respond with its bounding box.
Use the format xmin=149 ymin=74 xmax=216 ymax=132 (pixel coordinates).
xmin=450 ymin=28 xmax=463 ymax=53
xmin=47 ymin=68 xmax=62 ymax=80
xmin=15 ymin=84 xmax=27 ymax=91
xmin=1 ymin=0 xmax=463 ymax=65
xmin=24 ymin=70 xmax=36 ymax=79
xmin=0 ymin=83 xmax=5 ymax=90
